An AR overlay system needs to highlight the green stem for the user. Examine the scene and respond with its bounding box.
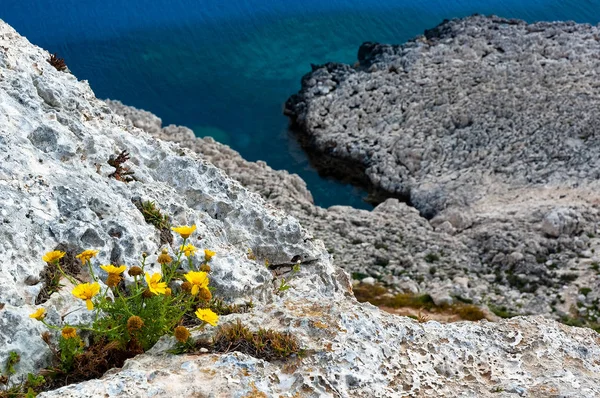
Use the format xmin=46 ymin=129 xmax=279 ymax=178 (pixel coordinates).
xmin=86 ymin=260 xmax=98 ymax=283
xmin=55 ymin=262 xmax=77 ymax=285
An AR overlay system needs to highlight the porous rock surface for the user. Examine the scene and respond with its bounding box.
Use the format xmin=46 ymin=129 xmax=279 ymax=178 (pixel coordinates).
xmin=2 ymin=18 xmax=600 ymax=397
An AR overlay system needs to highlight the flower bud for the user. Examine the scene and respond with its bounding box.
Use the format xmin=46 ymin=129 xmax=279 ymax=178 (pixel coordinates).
xmin=174 ymin=326 xmax=190 ymax=343
xmin=198 ymin=287 xmax=212 ymax=301
xmin=181 ymin=281 xmax=193 ymax=293
xmin=199 ymin=264 xmax=211 ymax=273
xmin=157 ymin=249 xmax=172 ymax=265
xmin=128 ymin=266 xmax=143 ymax=277
xmin=127 ymin=315 xmax=144 ymax=332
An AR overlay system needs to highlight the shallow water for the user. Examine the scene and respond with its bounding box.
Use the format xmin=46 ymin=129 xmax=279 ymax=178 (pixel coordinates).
xmin=2 ymin=1 xmax=600 ymax=208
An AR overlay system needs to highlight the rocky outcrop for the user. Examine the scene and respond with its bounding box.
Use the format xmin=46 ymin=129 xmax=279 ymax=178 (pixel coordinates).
xmin=2 ymin=16 xmax=600 ymax=397
xmin=42 ymin=310 xmax=600 ymax=398
xmin=286 ymin=15 xmax=600 ymax=217
xmin=283 ymin=15 xmax=600 ymax=319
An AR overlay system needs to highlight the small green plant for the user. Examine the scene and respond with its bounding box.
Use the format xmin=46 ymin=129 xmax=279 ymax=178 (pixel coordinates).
xmin=488 ymin=304 xmax=518 ymax=319
xmin=140 ymin=201 xmax=170 ymax=230
xmin=25 ymin=374 xmax=45 ymax=390
xmin=560 ymin=273 xmax=579 ymax=283
xmin=277 ymin=263 xmax=301 ymax=293
xmin=25 ymin=224 xmax=221 ymax=392
xmin=351 ymin=272 xmax=369 ymax=281
xmin=374 ymin=242 xmax=388 ymax=250
xmin=107 ymin=150 xmax=136 ymax=182
xmin=47 ymin=53 xmax=67 ymax=71
xmin=424 ymin=253 xmax=440 ymax=263
xmin=579 ymin=287 xmax=592 ymax=296
xmin=353 ymin=284 xmax=487 ymax=321
xmin=4 ymin=352 xmax=20 ymax=376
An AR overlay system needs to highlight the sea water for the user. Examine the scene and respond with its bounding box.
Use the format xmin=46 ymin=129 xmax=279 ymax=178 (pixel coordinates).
xmin=2 ymin=0 xmax=599 ymax=208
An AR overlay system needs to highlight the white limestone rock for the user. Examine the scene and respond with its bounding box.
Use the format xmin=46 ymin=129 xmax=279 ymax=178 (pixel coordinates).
xmin=1 ymin=18 xmax=599 ymax=398
xmin=542 ymin=207 xmax=581 ymax=238
xmin=0 ymin=19 xmax=330 ymax=383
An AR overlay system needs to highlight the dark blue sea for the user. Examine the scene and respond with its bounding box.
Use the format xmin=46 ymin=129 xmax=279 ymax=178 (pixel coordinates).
xmin=2 ymin=1 xmax=599 ymax=208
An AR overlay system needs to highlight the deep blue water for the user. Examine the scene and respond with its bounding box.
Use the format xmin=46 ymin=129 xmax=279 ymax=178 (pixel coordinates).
xmin=2 ymin=1 xmax=600 ymax=208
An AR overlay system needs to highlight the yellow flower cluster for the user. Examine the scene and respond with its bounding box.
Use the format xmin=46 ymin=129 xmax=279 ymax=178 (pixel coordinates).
xmin=38 ymin=227 xmax=221 ymax=362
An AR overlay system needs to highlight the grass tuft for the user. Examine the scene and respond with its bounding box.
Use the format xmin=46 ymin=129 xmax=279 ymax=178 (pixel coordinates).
xmin=132 ymin=199 xmax=173 ymax=245
xmin=206 ymin=320 xmax=301 ymax=361
xmin=353 ymin=283 xmax=487 ymax=322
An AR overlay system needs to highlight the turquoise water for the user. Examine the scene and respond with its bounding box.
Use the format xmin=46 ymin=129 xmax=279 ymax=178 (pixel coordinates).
xmin=2 ymin=1 xmax=600 ymax=208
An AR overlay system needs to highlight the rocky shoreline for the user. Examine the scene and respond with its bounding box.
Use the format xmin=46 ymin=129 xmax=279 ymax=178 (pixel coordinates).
xmin=283 ymin=15 xmax=600 ymax=323
xmin=2 ymin=15 xmax=600 ymax=396
xmin=108 ymin=16 xmax=600 ymax=325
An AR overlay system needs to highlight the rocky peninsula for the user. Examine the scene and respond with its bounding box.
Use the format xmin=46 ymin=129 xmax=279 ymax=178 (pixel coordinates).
xmin=1 ymin=15 xmax=600 ymax=397
xmin=284 ymin=15 xmax=600 ymax=324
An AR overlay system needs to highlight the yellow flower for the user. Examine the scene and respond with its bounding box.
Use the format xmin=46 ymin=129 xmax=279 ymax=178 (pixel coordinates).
xmin=180 ymin=244 xmax=198 ymax=257
xmin=29 ymin=308 xmax=46 ymax=320
xmin=171 ymin=225 xmax=196 ymax=239
xmin=195 ymin=308 xmax=218 ymax=326
xmin=165 ymin=287 xmax=172 ymax=296
xmin=204 ymin=249 xmax=216 ymax=262
xmin=75 ymin=249 xmax=99 ymax=264
xmin=145 ymin=273 xmax=167 ymax=295
xmin=184 ymin=271 xmax=209 ymax=295
xmin=100 ymin=264 xmax=126 ymax=275
xmin=100 ymin=264 xmax=127 ymax=275
xmin=42 ymin=250 xmax=65 ymax=264
xmin=61 ymin=327 xmax=77 ymax=339
xmin=174 ymin=326 xmax=190 ymax=343
xmin=72 ymin=282 xmax=101 ymax=310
